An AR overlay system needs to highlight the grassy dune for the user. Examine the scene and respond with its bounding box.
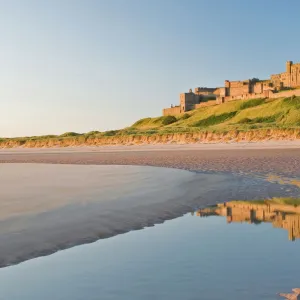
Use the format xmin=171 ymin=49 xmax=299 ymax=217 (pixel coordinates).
xmin=131 ymin=96 xmax=300 ymax=132
xmin=1 ymin=96 xmax=300 ymax=148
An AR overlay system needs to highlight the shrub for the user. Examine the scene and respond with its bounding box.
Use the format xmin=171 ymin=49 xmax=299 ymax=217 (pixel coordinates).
xmin=103 ymin=130 xmax=119 ymax=136
xmin=85 ymin=131 xmax=100 ymax=136
xmin=181 ymin=113 xmax=191 ymax=120
xmin=248 ymin=124 xmax=258 ymax=129
xmin=283 ymin=96 xmax=300 ymax=106
xmin=60 ymin=132 xmax=81 ymax=137
xmin=239 ymin=98 xmax=265 ymax=110
xmin=160 ymin=116 xmax=177 ymax=125
xmin=144 ymin=130 xmax=157 ymax=135
xmin=238 ymin=118 xmax=252 ymax=124
xmin=238 ymin=115 xmax=277 ymax=124
xmin=193 ymin=112 xmax=236 ymax=127
xmin=252 ymin=116 xmax=277 ymax=123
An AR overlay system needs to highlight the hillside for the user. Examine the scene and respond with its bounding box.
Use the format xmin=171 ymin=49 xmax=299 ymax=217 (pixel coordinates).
xmin=131 ymin=97 xmax=300 ymax=132
xmin=1 ymin=96 xmax=300 ymax=148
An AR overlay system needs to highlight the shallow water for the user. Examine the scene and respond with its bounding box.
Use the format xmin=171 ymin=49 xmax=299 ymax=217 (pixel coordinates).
xmin=1 ymin=164 xmax=300 ymax=299
xmin=0 ymin=203 xmax=299 ymax=300
xmin=2 ymin=164 xmax=300 ymax=268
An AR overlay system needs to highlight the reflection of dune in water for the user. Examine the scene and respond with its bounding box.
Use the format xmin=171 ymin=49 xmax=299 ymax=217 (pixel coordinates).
xmin=195 ymin=198 xmax=300 ymax=241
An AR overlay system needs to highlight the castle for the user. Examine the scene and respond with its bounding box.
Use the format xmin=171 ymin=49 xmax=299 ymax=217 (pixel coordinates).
xmin=163 ymin=61 xmax=300 ymax=116
xmin=196 ymin=201 xmax=300 ymax=241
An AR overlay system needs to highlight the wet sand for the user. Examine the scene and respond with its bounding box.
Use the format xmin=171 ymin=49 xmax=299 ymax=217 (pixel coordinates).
xmin=1 ymin=142 xmax=300 ymax=176
xmin=1 ymin=143 xmax=300 ymax=267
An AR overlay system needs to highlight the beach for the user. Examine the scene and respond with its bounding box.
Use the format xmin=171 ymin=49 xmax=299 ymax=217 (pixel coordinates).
xmin=1 ymin=142 xmax=300 ymax=267
xmin=1 ymin=141 xmax=300 ymax=176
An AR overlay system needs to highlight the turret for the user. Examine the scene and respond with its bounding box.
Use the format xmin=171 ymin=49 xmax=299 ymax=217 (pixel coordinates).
xmin=286 ymin=61 xmax=293 ymax=74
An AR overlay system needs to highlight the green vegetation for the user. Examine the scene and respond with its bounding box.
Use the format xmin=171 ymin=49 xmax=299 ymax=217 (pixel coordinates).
xmin=239 ymin=98 xmax=265 ymax=110
xmin=60 ymin=132 xmax=82 ymax=137
xmin=132 ymin=115 xmax=177 ymax=129
xmin=1 ymin=96 xmax=300 ymax=148
xmin=270 ymin=197 xmax=300 ymax=206
xmin=231 ymin=198 xmax=300 ymax=206
xmin=181 ymin=113 xmax=191 ymax=120
xmin=130 ymin=96 xmax=300 ymax=133
xmin=193 ymin=111 xmax=237 ymax=127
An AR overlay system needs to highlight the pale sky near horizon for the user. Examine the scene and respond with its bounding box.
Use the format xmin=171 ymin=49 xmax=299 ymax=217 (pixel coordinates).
xmin=1 ymin=0 xmax=300 ymax=137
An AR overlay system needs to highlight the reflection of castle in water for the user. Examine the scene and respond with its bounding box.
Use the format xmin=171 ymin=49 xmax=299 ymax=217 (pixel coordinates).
xmin=196 ymin=200 xmax=300 ymax=241
xmin=279 ymin=288 xmax=300 ymax=299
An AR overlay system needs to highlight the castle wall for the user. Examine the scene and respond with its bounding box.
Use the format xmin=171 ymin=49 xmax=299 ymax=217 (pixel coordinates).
xmin=215 ymin=88 xmax=300 ymax=105
xmin=163 ymin=106 xmax=182 ymax=116
xmin=269 ymin=89 xmax=300 ymax=99
xmin=212 ymin=202 xmax=300 ymax=241
xmin=270 ymin=74 xmax=283 ymax=89
xmin=218 ymin=92 xmax=266 ymax=103
xmin=253 ymin=82 xmax=263 ymax=94
xmin=290 ymin=64 xmax=300 ymax=87
xmin=280 ymin=72 xmax=290 ymax=87
xmin=180 ymin=92 xmax=201 ymax=111
xmin=162 ymin=60 xmax=300 ymax=116
xmin=271 ymin=63 xmax=300 ymax=89
xmin=225 ymin=80 xmax=251 ymax=97
xmin=194 ymin=87 xmax=216 ymax=95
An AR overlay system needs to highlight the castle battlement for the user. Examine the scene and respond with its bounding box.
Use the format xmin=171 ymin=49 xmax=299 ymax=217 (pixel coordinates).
xmin=196 ymin=201 xmax=300 ymax=241
xmin=163 ymin=60 xmax=300 ymax=116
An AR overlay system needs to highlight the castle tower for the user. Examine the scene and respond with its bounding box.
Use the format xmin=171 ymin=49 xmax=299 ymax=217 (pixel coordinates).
xmin=286 ymin=61 xmax=293 ymax=74
xmin=286 ymin=61 xmax=293 ymax=87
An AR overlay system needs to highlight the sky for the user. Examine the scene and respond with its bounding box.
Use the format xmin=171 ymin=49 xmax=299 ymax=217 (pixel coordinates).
xmin=1 ymin=0 xmax=300 ymax=137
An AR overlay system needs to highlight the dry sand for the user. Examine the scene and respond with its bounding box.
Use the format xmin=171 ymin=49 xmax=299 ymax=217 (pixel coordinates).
xmin=1 ymin=142 xmax=300 ymax=267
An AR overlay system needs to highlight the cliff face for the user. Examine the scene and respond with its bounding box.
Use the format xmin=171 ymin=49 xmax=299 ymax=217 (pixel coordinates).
xmin=1 ymin=128 xmax=300 ymax=148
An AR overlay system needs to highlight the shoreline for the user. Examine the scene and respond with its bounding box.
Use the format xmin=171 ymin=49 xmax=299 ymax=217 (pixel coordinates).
xmin=1 ymin=164 xmax=300 ymax=268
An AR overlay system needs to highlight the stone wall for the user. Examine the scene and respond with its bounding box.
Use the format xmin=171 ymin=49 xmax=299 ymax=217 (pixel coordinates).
xmin=253 ymin=82 xmax=264 ymax=94
xmin=290 ymin=63 xmax=300 ymax=87
xmin=271 ymin=74 xmax=282 ymax=89
xmin=225 ymin=80 xmax=250 ymax=97
xmin=163 ymin=106 xmax=181 ymax=116
xmin=269 ymin=89 xmax=300 ymax=99
xmin=167 ymin=88 xmax=300 ymax=116
xmin=199 ymin=201 xmax=300 ymax=241
xmin=180 ymin=93 xmax=200 ymax=111
xmin=216 ymin=88 xmax=300 ymax=104
xmin=194 ymin=87 xmax=216 ymax=95
xmin=270 ymin=62 xmax=300 ymax=89
xmin=162 ymin=60 xmax=300 ymax=116
xmin=218 ymin=92 xmax=266 ymax=103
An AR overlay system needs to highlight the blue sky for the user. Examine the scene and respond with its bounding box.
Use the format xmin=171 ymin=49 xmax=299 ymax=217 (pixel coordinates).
xmin=1 ymin=0 xmax=300 ymax=137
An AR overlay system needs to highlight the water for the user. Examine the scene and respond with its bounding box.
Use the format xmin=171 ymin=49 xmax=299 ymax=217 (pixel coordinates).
xmin=0 ymin=204 xmax=299 ymax=300
xmin=1 ymin=164 xmax=300 ymax=299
